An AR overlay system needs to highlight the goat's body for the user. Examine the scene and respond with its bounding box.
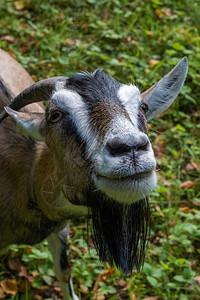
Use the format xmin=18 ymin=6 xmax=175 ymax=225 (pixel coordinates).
xmin=0 ymin=93 xmax=87 ymax=248
xmin=0 ymin=94 xmax=60 ymax=247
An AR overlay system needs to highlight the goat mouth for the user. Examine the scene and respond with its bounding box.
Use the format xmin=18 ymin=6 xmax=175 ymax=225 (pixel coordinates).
xmin=96 ymin=170 xmax=153 ymax=182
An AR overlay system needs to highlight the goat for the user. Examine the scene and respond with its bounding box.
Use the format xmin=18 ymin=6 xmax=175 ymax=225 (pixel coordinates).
xmin=0 ymin=50 xmax=188 ymax=300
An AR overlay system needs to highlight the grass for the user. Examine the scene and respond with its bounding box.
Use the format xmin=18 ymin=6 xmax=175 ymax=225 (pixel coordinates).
xmin=0 ymin=0 xmax=200 ymax=299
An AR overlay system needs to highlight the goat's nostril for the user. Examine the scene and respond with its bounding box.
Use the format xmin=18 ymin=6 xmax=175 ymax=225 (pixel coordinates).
xmin=106 ymin=140 xmax=131 ymax=156
xmin=136 ymin=140 xmax=149 ymax=152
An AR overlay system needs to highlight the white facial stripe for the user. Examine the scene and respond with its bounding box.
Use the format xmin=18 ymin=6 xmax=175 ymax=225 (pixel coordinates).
xmin=118 ymin=84 xmax=142 ymax=126
xmin=52 ymin=90 xmax=98 ymax=157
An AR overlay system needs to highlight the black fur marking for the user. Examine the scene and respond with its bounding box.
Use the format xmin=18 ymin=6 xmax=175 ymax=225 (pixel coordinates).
xmin=81 ymin=187 xmax=151 ymax=273
xmin=137 ymin=109 xmax=148 ymax=134
xmin=61 ymin=116 xmax=87 ymax=156
xmin=67 ymin=69 xmax=121 ymax=106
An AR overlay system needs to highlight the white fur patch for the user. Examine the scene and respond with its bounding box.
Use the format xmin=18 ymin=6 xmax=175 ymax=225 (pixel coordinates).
xmin=52 ymin=90 xmax=98 ymax=157
xmin=118 ymin=84 xmax=142 ymax=125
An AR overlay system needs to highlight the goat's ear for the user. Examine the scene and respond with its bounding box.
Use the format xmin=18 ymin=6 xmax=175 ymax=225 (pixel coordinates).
xmin=142 ymin=57 xmax=188 ymax=121
xmin=4 ymin=107 xmax=44 ymax=141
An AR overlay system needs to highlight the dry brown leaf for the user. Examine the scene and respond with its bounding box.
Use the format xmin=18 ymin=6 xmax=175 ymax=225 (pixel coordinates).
xmin=93 ymin=268 xmax=115 ymax=292
xmin=66 ymin=38 xmax=75 ymax=46
xmin=53 ymin=286 xmax=62 ymax=293
xmin=102 ymin=268 xmax=115 ymax=281
xmin=0 ymin=35 xmax=15 ymax=43
xmin=155 ymin=205 xmax=164 ymax=217
xmin=95 ymin=289 xmax=105 ymax=300
xmin=118 ymin=279 xmax=126 ymax=287
xmin=155 ymin=9 xmax=162 ymax=16
xmin=14 ymin=1 xmax=25 ymax=10
xmin=180 ymin=206 xmax=194 ymax=214
xmin=32 ymin=270 xmax=40 ymax=277
xmin=191 ymin=199 xmax=200 ymax=207
xmin=33 ymin=295 xmax=43 ymax=300
xmin=179 ymin=181 xmax=196 ymax=189
xmin=1 ymin=279 xmax=18 ymax=295
xmin=35 ymin=286 xmax=49 ymax=292
xmin=191 ymin=161 xmax=199 ymax=171
xmin=149 ymin=59 xmax=160 ymax=67
xmin=130 ymin=294 xmax=139 ymax=300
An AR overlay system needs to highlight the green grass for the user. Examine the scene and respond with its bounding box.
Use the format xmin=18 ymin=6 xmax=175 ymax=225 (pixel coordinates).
xmin=0 ymin=0 xmax=200 ymax=299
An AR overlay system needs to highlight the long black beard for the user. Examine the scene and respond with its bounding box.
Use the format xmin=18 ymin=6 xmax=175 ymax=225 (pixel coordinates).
xmin=82 ymin=189 xmax=151 ymax=273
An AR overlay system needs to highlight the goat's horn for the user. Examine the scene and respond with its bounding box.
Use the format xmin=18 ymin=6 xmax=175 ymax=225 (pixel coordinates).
xmin=0 ymin=76 xmax=68 ymax=123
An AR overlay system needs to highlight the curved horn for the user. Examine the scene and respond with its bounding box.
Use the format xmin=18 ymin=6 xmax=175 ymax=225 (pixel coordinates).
xmin=0 ymin=76 xmax=68 ymax=123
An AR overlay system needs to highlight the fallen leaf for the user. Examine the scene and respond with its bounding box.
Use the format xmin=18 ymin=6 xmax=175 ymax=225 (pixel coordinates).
xmin=180 ymin=206 xmax=194 ymax=214
xmin=66 ymin=38 xmax=75 ymax=46
xmin=191 ymin=199 xmax=200 ymax=207
xmin=155 ymin=9 xmax=164 ymax=18
xmin=118 ymin=279 xmax=126 ymax=287
xmin=155 ymin=205 xmax=164 ymax=217
xmin=0 ymin=35 xmax=15 ymax=43
xmin=33 ymin=295 xmax=43 ymax=300
xmin=179 ymin=181 xmax=196 ymax=189
xmin=95 ymin=289 xmax=105 ymax=300
xmin=93 ymin=268 xmax=115 ymax=292
xmin=14 ymin=1 xmax=25 ymax=10
xmin=130 ymin=294 xmax=138 ymax=300
xmin=102 ymin=268 xmax=115 ymax=281
xmin=53 ymin=286 xmax=62 ymax=293
xmin=149 ymin=59 xmax=160 ymax=67
xmin=155 ymin=9 xmax=162 ymax=16
xmin=32 ymin=270 xmax=40 ymax=277
xmin=191 ymin=161 xmax=199 ymax=171
xmin=1 ymin=279 xmax=18 ymax=295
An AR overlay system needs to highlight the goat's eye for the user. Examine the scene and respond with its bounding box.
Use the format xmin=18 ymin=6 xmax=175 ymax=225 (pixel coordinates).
xmin=141 ymin=103 xmax=148 ymax=113
xmin=50 ymin=111 xmax=63 ymax=123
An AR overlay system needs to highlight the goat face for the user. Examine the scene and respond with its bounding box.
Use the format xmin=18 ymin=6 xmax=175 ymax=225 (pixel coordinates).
xmin=44 ymin=72 xmax=157 ymax=204
xmin=2 ymin=58 xmax=188 ymax=272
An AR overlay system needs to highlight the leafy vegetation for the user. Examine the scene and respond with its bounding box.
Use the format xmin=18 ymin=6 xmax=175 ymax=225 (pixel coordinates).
xmin=0 ymin=0 xmax=200 ymax=299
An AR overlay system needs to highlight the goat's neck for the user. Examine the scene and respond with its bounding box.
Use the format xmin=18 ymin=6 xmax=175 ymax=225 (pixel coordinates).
xmin=33 ymin=142 xmax=87 ymax=221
